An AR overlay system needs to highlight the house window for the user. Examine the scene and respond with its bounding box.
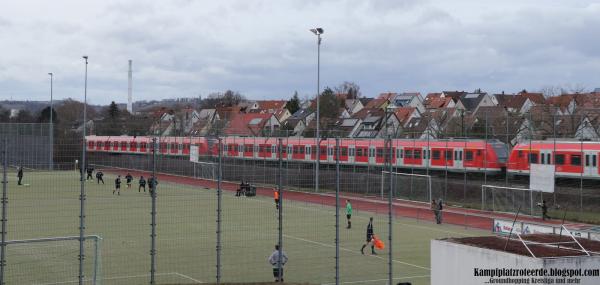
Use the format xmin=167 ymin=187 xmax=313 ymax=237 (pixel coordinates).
xmin=555 ymin=154 xmax=565 ymax=165
xmin=433 ymin=150 xmax=441 ymax=160
xmin=571 ymin=155 xmax=581 ymax=166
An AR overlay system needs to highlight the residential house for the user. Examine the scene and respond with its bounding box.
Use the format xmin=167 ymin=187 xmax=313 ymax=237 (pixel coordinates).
xmin=254 ymin=100 xmax=287 ymax=113
xmin=350 ymin=108 xmax=400 ymax=138
xmin=281 ymin=108 xmax=315 ymax=136
xmin=458 ymin=92 xmax=496 ymax=113
xmin=364 ymin=98 xmax=390 ymax=110
xmin=344 ymin=99 xmax=364 ymax=115
xmin=224 ymin=113 xmax=280 ymax=137
xmin=390 ymin=92 xmax=425 ymax=113
xmin=333 ymin=118 xmax=363 ymax=137
xmin=402 ymin=115 xmax=440 ymax=139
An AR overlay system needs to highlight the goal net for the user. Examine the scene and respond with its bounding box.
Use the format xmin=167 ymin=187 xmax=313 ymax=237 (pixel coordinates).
xmin=3 ymin=235 xmax=102 ymax=285
xmin=481 ymin=185 xmax=545 ymax=216
xmin=190 ymin=145 xmax=217 ymax=181
xmin=381 ymin=171 xmax=434 ymax=202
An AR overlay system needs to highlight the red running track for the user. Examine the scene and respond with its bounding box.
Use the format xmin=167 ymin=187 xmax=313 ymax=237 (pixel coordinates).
xmin=102 ymin=167 xmax=577 ymax=232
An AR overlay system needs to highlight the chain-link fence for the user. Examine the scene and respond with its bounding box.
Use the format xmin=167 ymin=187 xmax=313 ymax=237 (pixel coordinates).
xmin=1 ymin=115 xmax=600 ymax=284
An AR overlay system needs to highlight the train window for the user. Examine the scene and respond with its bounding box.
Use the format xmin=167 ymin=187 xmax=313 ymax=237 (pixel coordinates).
xmin=404 ymin=149 xmax=412 ymax=159
xmin=593 ymin=155 xmax=597 ymax=167
xmin=396 ymin=149 xmax=401 ymax=158
xmin=369 ymin=149 xmax=375 ymax=157
xmin=328 ymin=147 xmax=333 ymax=156
xmin=271 ymin=146 xmax=276 ymax=153
xmin=376 ymin=149 xmax=383 ymax=158
xmin=585 ymin=155 xmax=590 ymax=167
xmin=445 ymin=150 xmax=452 ymax=160
xmin=422 ymin=150 xmax=427 ymax=159
xmin=465 ymin=151 xmax=473 ymax=161
xmin=433 ymin=150 xmax=441 ymax=160
xmin=547 ymin=154 xmax=552 ymax=164
xmin=356 ymin=148 xmax=363 ymax=157
xmin=288 ymin=146 xmax=293 ymax=154
xmin=571 ymin=155 xmax=581 ymax=166
xmin=459 ymin=151 xmax=463 ymax=161
xmin=414 ymin=150 xmax=421 ymax=159
xmin=477 ymin=150 xmax=482 ymax=156
xmin=299 ymin=146 xmax=304 ymax=154
xmin=341 ymin=148 xmax=347 ymax=156
xmin=554 ymin=154 xmax=565 ymax=165
xmin=529 ymin=153 xmax=538 ymax=164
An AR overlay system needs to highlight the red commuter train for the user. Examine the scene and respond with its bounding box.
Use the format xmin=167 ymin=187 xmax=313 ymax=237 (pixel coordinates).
xmin=507 ymin=141 xmax=600 ymax=179
xmin=85 ymin=136 xmax=508 ymax=174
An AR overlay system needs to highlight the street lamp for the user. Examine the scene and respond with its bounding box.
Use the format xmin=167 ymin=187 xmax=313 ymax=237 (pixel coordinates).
xmin=310 ymin=27 xmax=323 ymax=193
xmin=48 ymin=72 xmax=53 ymax=170
xmin=78 ymin=55 xmax=88 ymax=285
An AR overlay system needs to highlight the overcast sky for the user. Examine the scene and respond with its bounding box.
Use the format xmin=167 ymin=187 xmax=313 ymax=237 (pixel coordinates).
xmin=1 ymin=0 xmax=599 ymax=105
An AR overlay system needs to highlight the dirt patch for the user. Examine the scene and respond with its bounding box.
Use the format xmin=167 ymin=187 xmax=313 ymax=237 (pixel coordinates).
xmin=446 ymin=234 xmax=600 ymax=257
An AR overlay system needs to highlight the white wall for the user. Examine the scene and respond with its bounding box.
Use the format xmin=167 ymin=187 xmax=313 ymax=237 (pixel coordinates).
xmin=432 ymin=239 xmax=600 ymax=285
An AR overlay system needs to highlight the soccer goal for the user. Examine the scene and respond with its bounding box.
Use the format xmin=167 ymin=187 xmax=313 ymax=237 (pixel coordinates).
xmin=191 ymin=161 xmax=218 ymax=181
xmin=481 ymin=185 xmax=544 ymax=216
xmin=2 ymin=235 xmax=102 ymax=284
xmin=381 ymin=171 xmax=433 ymax=202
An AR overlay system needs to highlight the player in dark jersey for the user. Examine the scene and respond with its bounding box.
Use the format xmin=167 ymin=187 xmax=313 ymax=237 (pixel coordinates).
xmin=113 ymin=175 xmax=121 ymax=195
xmin=96 ymin=171 xmax=104 ymax=184
xmin=17 ymin=166 xmax=23 ymax=186
xmin=125 ymin=173 xmax=133 ymax=189
xmin=138 ymin=176 xmax=146 ymax=192
xmin=360 ymin=217 xmax=376 ymax=255
xmin=86 ymin=167 xmax=94 ymax=181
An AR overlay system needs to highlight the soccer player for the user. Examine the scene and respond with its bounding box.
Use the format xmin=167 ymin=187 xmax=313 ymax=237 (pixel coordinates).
xmin=114 ymin=175 xmax=121 ymax=195
xmin=267 ymin=244 xmax=288 ymax=283
xmin=125 ymin=173 xmax=133 ymax=189
xmin=274 ymin=189 xmax=280 ymax=210
xmin=96 ymin=171 xmax=104 ymax=184
xmin=86 ymin=167 xmax=94 ymax=181
xmin=538 ymin=200 xmax=550 ymax=220
xmin=138 ymin=176 xmax=146 ymax=192
xmin=17 ymin=166 xmax=23 ymax=186
xmin=360 ymin=217 xmax=376 ymax=255
xmin=148 ymin=175 xmax=158 ymax=195
xmin=345 ymin=200 xmax=352 ymax=229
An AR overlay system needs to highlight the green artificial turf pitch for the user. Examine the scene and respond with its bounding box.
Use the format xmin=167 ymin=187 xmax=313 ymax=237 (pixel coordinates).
xmin=2 ymin=170 xmax=490 ymax=285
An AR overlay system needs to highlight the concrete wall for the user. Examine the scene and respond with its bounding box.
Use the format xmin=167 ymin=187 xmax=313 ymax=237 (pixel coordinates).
xmin=431 ymin=239 xmax=600 ymax=285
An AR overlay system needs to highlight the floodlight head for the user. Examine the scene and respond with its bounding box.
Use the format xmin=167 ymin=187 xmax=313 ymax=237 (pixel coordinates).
xmin=48 ymin=72 xmax=53 ymax=76
xmin=82 ymin=55 xmax=88 ymax=60
xmin=310 ymin=28 xmax=324 ymax=35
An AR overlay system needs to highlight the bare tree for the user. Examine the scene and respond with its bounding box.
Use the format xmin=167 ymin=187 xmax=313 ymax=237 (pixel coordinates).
xmin=334 ymin=81 xmax=361 ymax=99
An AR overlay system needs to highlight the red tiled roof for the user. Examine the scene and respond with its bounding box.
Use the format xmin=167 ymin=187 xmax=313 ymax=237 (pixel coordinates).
xmin=394 ymin=107 xmax=417 ymax=124
xmin=256 ymin=100 xmax=286 ymax=111
xmin=518 ymin=92 xmax=545 ymax=104
xmin=224 ymin=113 xmax=274 ymax=136
xmin=425 ymin=97 xmax=453 ymax=109
xmin=364 ymin=98 xmax=388 ymax=109
xmin=378 ymin=92 xmax=397 ymax=100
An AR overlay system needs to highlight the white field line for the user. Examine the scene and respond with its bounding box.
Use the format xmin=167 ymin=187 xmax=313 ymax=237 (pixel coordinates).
xmin=321 ymin=275 xmax=430 ymax=285
xmin=283 ymin=234 xmax=430 ymax=271
xmin=173 ymin=272 xmax=204 ymax=283
xmin=38 ymin=272 xmax=202 ymax=285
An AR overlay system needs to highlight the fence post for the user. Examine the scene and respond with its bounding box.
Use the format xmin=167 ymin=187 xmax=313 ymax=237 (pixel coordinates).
xmin=150 ymin=137 xmax=157 ymax=284
xmin=277 ymin=139 xmax=283 ymax=283
xmin=335 ymin=138 xmax=340 ymax=285
xmin=0 ymin=139 xmax=7 ymax=285
xmin=386 ymin=135 xmax=393 ymax=285
xmin=216 ymin=138 xmax=222 ymax=284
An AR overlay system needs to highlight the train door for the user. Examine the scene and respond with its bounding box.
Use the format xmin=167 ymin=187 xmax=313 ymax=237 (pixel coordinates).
xmin=454 ymin=148 xmax=463 ymax=169
xmin=539 ymin=150 xmax=552 ymax=165
xmin=584 ymin=151 xmax=598 ymax=177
